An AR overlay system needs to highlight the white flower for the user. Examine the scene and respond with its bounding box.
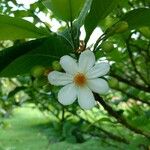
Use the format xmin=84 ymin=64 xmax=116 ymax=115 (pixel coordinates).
xmin=48 ymin=50 xmax=110 ymax=110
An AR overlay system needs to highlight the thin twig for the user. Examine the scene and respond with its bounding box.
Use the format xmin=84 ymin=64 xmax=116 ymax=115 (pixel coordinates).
xmin=22 ymin=5 xmax=51 ymax=32
xmin=93 ymin=33 xmax=105 ymax=51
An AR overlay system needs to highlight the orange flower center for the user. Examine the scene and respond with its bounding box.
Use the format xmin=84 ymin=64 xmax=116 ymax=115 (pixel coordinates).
xmin=74 ymin=73 xmax=87 ymax=87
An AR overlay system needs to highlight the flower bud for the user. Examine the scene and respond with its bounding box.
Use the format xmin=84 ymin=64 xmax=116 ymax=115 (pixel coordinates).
xmin=31 ymin=65 xmax=45 ymax=78
xmin=52 ymin=61 xmax=62 ymax=71
xmin=114 ymin=21 xmax=129 ymax=33
xmin=101 ymin=41 xmax=114 ymax=52
xmin=119 ymin=82 xmax=128 ymax=90
xmin=139 ymin=26 xmax=150 ymax=39
xmin=105 ymin=21 xmax=128 ymax=37
xmin=108 ymin=77 xmax=119 ymax=88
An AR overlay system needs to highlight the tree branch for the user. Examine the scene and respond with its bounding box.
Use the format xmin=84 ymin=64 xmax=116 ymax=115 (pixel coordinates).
xmin=112 ymin=87 xmax=150 ymax=105
xmin=94 ymin=93 xmax=150 ymax=139
xmin=110 ymin=72 xmax=150 ymax=93
xmin=126 ymin=35 xmax=150 ymax=86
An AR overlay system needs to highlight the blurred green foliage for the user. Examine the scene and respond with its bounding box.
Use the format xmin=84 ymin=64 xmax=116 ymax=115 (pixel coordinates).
xmin=0 ymin=0 xmax=150 ymax=149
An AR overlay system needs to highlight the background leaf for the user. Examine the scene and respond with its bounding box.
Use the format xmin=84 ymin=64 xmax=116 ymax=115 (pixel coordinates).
xmin=122 ymin=8 xmax=150 ymax=29
xmin=74 ymin=0 xmax=93 ymax=28
xmin=0 ymin=34 xmax=73 ymax=77
xmin=84 ymin=0 xmax=119 ymax=43
xmin=0 ymin=15 xmax=49 ymax=40
xmin=43 ymin=0 xmax=85 ymax=21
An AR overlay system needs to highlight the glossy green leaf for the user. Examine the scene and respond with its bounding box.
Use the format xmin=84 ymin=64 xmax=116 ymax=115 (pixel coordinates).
xmin=0 ymin=34 xmax=73 ymax=77
xmin=74 ymin=0 xmax=93 ymax=28
xmin=0 ymin=15 xmax=49 ymax=40
xmin=122 ymin=8 xmax=150 ymax=29
xmin=84 ymin=0 xmax=119 ymax=43
xmin=13 ymin=10 xmax=31 ymax=18
xmin=0 ymin=38 xmax=44 ymax=72
xmin=43 ymin=0 xmax=85 ymax=21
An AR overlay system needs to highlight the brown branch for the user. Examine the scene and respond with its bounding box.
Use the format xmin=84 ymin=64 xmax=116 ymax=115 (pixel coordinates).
xmin=126 ymin=36 xmax=150 ymax=86
xmin=110 ymin=72 xmax=150 ymax=93
xmin=94 ymin=93 xmax=150 ymax=139
xmin=112 ymin=87 xmax=150 ymax=105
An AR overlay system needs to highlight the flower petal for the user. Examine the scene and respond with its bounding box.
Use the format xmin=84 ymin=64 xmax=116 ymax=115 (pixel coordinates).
xmin=48 ymin=71 xmax=73 ymax=86
xmin=58 ymin=84 xmax=77 ymax=105
xmin=86 ymin=62 xmax=110 ymax=79
xmin=87 ymin=78 xmax=109 ymax=94
xmin=60 ymin=55 xmax=78 ymax=75
xmin=78 ymin=87 xmax=96 ymax=109
xmin=78 ymin=50 xmax=95 ymax=73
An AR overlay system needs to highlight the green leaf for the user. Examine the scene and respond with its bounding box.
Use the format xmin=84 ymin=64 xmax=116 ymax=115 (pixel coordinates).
xmin=74 ymin=0 xmax=93 ymax=28
xmin=84 ymin=0 xmax=119 ymax=43
xmin=0 ymin=38 xmax=44 ymax=72
xmin=122 ymin=8 xmax=150 ymax=29
xmin=97 ymin=117 xmax=113 ymax=123
xmin=0 ymin=34 xmax=73 ymax=77
xmin=13 ymin=10 xmax=31 ymax=18
xmin=107 ymin=49 xmax=124 ymax=62
xmin=43 ymin=0 xmax=85 ymax=21
xmin=0 ymin=15 xmax=49 ymax=40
